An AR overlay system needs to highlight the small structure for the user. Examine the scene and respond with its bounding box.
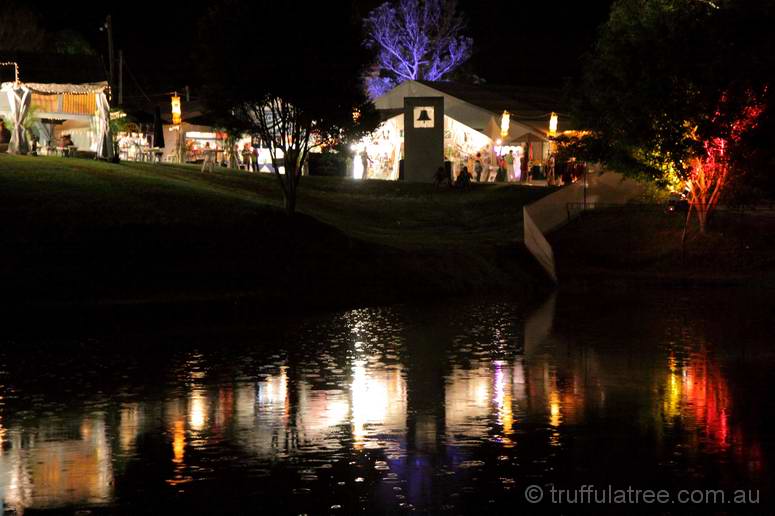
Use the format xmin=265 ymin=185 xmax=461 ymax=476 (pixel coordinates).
xmin=358 ymin=80 xmax=574 ymax=182
xmin=0 ymin=55 xmax=113 ymax=159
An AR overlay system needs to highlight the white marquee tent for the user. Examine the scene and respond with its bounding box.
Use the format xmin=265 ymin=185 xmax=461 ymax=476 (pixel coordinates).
xmin=0 ymin=80 xmax=113 ymax=159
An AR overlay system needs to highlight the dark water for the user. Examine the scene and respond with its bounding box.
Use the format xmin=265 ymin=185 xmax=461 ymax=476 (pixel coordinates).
xmin=0 ymin=289 xmax=773 ymax=515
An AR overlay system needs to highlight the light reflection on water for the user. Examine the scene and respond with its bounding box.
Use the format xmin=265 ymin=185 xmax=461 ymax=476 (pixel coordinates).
xmin=0 ymin=290 xmax=772 ymax=514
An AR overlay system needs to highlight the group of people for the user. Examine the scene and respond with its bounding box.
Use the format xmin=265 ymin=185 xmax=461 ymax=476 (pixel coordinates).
xmin=433 ymin=162 xmax=475 ymax=188
xmin=434 ymin=148 xmax=584 ymax=188
xmin=498 ymin=149 xmax=531 ymax=183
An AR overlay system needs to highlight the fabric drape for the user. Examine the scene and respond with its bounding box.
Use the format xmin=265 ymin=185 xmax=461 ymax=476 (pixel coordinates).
xmin=3 ymin=83 xmax=31 ymax=154
xmin=95 ymin=92 xmax=113 ymax=159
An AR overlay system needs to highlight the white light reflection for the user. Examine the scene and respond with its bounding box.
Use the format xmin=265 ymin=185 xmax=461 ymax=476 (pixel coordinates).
xmin=351 ymin=361 xmax=405 ymax=448
xmin=445 ymin=366 xmax=491 ymax=442
xmin=493 ymin=361 xmax=515 ymax=444
xmin=258 ymin=367 xmax=288 ymax=409
xmin=189 ymin=389 xmax=209 ymax=432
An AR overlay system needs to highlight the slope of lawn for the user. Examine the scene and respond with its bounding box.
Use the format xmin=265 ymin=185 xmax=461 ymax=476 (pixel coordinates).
xmin=0 ymin=155 xmax=553 ymax=314
xmin=550 ymin=205 xmax=775 ymax=286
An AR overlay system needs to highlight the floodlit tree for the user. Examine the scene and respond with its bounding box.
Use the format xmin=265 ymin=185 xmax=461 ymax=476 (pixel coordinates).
xmin=200 ymin=0 xmax=378 ymax=216
xmin=364 ymin=0 xmax=473 ymax=98
xmin=574 ymin=0 xmax=774 ymax=232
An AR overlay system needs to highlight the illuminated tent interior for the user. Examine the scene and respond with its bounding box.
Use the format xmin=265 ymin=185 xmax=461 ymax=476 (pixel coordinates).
xmin=0 ymin=55 xmax=113 ymax=158
xmin=361 ymin=80 xmax=572 ymax=181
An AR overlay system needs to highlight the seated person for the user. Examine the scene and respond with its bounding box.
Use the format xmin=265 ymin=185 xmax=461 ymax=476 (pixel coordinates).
xmin=455 ymin=166 xmax=472 ymax=188
xmin=433 ymin=165 xmax=451 ymax=187
xmin=0 ymin=121 xmax=10 ymax=144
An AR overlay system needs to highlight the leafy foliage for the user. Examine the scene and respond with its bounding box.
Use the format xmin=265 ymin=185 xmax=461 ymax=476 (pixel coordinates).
xmin=574 ymin=0 xmax=775 ymax=223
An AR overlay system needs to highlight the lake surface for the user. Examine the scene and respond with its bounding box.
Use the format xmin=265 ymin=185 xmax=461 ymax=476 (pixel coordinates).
xmin=0 ymin=288 xmax=773 ymax=515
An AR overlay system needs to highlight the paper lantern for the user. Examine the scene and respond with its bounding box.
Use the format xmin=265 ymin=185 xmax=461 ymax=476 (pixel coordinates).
xmin=500 ymin=111 xmax=510 ymax=138
xmin=549 ymin=112 xmax=558 ymax=136
xmin=171 ymin=95 xmax=182 ymax=125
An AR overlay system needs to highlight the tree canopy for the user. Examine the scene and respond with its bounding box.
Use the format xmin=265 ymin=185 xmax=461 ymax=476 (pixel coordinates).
xmin=573 ymin=0 xmax=775 ymax=230
xmin=576 ymin=0 xmax=774 ymax=187
xmin=0 ymin=2 xmax=47 ymax=53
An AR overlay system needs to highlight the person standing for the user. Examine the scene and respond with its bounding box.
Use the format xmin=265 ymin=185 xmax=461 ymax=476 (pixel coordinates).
xmin=474 ymin=153 xmax=483 ymax=182
xmin=506 ymin=150 xmax=515 ymax=182
xmin=360 ymin=149 xmax=371 ymax=180
xmin=547 ymin=154 xmax=556 ymax=186
xmin=242 ymin=142 xmax=253 ymax=171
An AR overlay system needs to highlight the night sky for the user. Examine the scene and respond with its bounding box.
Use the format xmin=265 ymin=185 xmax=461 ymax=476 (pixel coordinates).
xmin=29 ymin=0 xmax=614 ymax=94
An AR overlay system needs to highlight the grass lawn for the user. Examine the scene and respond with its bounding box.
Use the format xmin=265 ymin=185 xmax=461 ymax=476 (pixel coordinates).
xmin=550 ymin=205 xmax=775 ymax=286
xmin=0 ymin=155 xmax=552 ymax=314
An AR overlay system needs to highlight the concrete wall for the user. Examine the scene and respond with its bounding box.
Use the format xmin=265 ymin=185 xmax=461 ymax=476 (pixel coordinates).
xmin=523 ymin=169 xmax=646 ymax=282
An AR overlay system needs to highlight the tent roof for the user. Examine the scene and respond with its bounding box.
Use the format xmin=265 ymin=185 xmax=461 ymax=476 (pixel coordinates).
xmin=374 ymin=80 xmax=577 ymax=137
xmin=18 ymin=81 xmax=109 ymax=94
xmin=418 ymin=81 xmax=571 ymax=127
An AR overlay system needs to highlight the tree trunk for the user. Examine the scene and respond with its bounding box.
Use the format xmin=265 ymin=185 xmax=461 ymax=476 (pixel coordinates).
xmin=281 ymin=150 xmax=300 ymax=216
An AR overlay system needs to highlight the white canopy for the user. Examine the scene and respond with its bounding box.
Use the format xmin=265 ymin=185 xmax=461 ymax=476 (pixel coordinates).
xmin=0 ymin=81 xmax=112 ymax=157
xmin=94 ymin=91 xmax=113 ymax=159
xmin=374 ymin=80 xmax=548 ymax=143
xmin=1 ymin=83 xmax=31 ymax=154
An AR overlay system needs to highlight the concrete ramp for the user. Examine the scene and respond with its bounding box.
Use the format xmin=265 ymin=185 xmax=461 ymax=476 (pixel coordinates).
xmin=523 ymin=170 xmax=646 ymax=282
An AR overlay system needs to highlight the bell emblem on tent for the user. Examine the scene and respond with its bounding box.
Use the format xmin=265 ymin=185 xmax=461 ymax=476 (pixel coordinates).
xmin=413 ymin=106 xmax=435 ymax=128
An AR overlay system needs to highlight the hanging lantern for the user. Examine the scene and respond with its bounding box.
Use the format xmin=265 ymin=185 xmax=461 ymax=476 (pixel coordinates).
xmin=171 ymin=94 xmax=182 ymax=125
xmin=500 ymin=110 xmax=510 ymax=138
xmin=549 ymin=112 xmax=558 ymax=136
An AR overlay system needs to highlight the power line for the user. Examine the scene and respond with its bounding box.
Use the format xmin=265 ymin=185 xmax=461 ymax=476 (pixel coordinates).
xmin=122 ymin=57 xmax=154 ymax=106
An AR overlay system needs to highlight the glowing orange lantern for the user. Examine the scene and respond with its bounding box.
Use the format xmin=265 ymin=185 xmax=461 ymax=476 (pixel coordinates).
xmin=171 ymin=94 xmax=182 ymax=125
xmin=500 ymin=110 xmax=510 ymax=138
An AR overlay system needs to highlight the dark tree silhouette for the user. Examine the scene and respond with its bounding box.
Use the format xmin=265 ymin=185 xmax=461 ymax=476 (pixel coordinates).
xmin=0 ymin=2 xmax=46 ymax=52
xmin=364 ymin=0 xmax=473 ymax=98
xmin=200 ymin=0 xmax=378 ymax=216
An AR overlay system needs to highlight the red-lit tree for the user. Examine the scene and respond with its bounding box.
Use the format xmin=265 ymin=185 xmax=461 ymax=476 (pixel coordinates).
xmin=686 ymin=98 xmax=764 ymax=233
xmin=575 ymin=0 xmax=774 ymax=232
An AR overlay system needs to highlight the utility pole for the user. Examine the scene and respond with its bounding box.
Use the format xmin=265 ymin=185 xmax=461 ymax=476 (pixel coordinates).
xmin=118 ymin=49 xmax=123 ymax=106
xmin=106 ymin=15 xmax=115 ymax=94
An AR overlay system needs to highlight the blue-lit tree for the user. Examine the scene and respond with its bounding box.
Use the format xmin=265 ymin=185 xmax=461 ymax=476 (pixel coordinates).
xmin=364 ymin=0 xmax=473 ymax=98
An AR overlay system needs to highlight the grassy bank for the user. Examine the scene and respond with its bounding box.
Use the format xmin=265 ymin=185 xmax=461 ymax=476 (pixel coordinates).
xmin=0 ymin=155 xmax=552 ymax=319
xmin=550 ymin=205 xmax=775 ymax=287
